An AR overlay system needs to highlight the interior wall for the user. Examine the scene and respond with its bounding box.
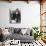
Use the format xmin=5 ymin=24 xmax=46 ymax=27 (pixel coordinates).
xmin=0 ymin=1 xmax=40 ymax=29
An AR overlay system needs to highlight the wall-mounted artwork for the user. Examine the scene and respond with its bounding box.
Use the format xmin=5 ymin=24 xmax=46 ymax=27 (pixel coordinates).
xmin=9 ymin=8 xmax=21 ymax=24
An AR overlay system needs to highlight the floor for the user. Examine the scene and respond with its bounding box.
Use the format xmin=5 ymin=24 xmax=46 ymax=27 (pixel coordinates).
xmin=21 ymin=40 xmax=46 ymax=46
xmin=0 ymin=40 xmax=46 ymax=46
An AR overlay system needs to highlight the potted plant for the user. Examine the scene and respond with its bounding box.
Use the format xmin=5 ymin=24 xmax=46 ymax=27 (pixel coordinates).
xmin=32 ymin=27 xmax=43 ymax=40
xmin=32 ymin=27 xmax=38 ymax=40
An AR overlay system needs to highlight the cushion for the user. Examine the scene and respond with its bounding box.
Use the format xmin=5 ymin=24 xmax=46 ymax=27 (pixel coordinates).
xmin=14 ymin=28 xmax=21 ymax=33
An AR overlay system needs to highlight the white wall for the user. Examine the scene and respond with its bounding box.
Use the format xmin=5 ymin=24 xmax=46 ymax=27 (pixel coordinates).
xmin=0 ymin=1 xmax=40 ymax=28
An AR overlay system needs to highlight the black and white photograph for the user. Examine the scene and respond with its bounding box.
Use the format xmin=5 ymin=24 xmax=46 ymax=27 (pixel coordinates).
xmin=10 ymin=8 xmax=21 ymax=23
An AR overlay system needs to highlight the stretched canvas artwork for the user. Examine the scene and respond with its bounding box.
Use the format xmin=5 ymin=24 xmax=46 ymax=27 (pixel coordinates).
xmin=10 ymin=8 xmax=21 ymax=24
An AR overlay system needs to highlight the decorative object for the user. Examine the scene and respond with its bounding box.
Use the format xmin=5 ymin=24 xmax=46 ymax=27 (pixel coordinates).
xmin=9 ymin=8 xmax=21 ymax=24
xmin=32 ymin=27 xmax=43 ymax=40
